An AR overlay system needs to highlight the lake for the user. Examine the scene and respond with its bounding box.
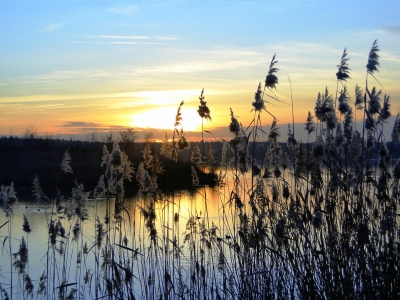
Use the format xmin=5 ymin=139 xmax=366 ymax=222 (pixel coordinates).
xmin=0 ymin=173 xmax=247 ymax=299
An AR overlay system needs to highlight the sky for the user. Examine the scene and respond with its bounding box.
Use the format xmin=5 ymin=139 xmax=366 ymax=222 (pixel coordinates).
xmin=1 ymin=0 xmax=399 ymax=142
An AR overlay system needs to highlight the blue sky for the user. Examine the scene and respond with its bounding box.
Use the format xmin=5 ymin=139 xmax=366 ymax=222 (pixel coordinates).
xmin=1 ymin=0 xmax=399 ymax=141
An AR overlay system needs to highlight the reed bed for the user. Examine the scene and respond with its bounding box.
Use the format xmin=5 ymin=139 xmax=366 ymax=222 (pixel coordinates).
xmin=1 ymin=40 xmax=399 ymax=299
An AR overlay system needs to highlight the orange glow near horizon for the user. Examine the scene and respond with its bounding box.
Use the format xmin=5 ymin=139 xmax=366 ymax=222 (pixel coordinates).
xmin=0 ymin=87 xmax=321 ymax=138
xmin=129 ymin=106 xmax=204 ymax=132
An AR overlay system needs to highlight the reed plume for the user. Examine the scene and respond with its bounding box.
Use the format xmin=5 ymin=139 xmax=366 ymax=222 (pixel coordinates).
xmin=265 ymin=53 xmax=279 ymax=89
xmin=366 ymin=39 xmax=380 ymax=74
xmin=336 ymin=47 xmax=351 ymax=82
xmin=60 ymin=148 xmax=73 ymax=173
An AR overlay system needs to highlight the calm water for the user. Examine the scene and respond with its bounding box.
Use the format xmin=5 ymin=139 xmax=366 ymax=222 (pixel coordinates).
xmin=0 ymin=182 xmax=240 ymax=298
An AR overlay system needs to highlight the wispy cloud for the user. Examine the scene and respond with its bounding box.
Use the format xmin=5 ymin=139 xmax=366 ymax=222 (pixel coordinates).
xmin=69 ymin=35 xmax=181 ymax=46
xmin=45 ymin=23 xmax=67 ymax=31
xmin=4 ymin=44 xmax=332 ymax=88
xmin=23 ymin=104 xmax=67 ymax=113
xmin=5 ymin=42 xmax=399 ymax=101
xmin=119 ymin=45 xmax=268 ymax=75
xmin=380 ymin=52 xmax=400 ymax=64
xmin=107 ymin=5 xmax=139 ymax=15
xmin=89 ymin=35 xmax=151 ymax=40
xmin=60 ymin=121 xmax=125 ymax=133
xmin=71 ymin=41 xmax=162 ymax=45
xmin=16 ymin=70 xmax=112 ymax=84
xmin=156 ymin=36 xmax=181 ymax=41
xmin=383 ymin=25 xmax=400 ymax=35
xmin=130 ymin=61 xmax=255 ymax=74
xmin=63 ymin=121 xmax=103 ymax=128
xmin=0 ymin=93 xmax=115 ymax=104
xmin=86 ymin=35 xmax=182 ymax=41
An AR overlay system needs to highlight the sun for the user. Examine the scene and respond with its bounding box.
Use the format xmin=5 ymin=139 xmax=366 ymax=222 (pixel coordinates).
xmin=130 ymin=106 xmax=203 ymax=131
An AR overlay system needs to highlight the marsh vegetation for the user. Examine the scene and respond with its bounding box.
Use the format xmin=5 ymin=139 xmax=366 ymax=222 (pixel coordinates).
xmin=1 ymin=40 xmax=400 ymax=299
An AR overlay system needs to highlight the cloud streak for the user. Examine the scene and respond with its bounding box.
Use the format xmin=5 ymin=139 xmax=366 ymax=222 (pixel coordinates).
xmin=45 ymin=23 xmax=67 ymax=31
xmin=89 ymin=35 xmax=151 ymax=40
xmin=107 ymin=5 xmax=139 ymax=15
xmin=3 ymin=42 xmax=399 ymax=109
xmin=71 ymin=41 xmax=162 ymax=45
xmin=10 ymin=70 xmax=110 ymax=86
xmin=383 ymin=25 xmax=400 ymax=36
xmin=60 ymin=121 xmax=126 ymax=133
xmin=86 ymin=35 xmax=182 ymax=41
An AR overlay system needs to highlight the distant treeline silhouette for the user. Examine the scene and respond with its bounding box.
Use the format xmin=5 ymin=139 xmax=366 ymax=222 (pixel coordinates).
xmin=2 ymin=136 xmax=399 ymax=200
xmin=0 ymin=137 xmax=222 ymax=198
